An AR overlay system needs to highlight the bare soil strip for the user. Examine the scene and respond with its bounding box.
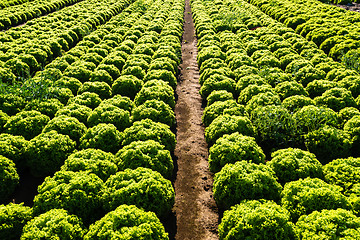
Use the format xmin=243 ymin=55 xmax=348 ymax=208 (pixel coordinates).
xmin=173 ymin=0 xmax=219 ymax=239
xmin=332 ymin=2 xmax=360 ymax=12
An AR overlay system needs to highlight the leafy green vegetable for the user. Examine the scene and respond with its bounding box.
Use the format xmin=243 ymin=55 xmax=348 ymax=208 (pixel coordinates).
xmin=21 ymin=208 xmax=86 ymax=240
xmin=84 ymin=205 xmax=169 ymax=240
xmin=281 ymin=177 xmax=352 ymax=221
xmin=0 ymin=156 xmax=19 ymax=202
xmin=219 ymin=200 xmax=296 ymax=240
xmin=103 ymin=167 xmax=174 ymax=218
xmin=0 ymin=203 xmax=32 ymax=240
xmin=209 ymin=132 xmax=265 ymax=173
xmin=214 ymin=161 xmax=282 ymax=210
xmin=33 ymin=171 xmax=105 ymax=225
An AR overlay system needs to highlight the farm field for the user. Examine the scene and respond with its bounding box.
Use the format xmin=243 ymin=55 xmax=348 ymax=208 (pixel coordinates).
xmin=0 ymin=0 xmax=360 ymax=238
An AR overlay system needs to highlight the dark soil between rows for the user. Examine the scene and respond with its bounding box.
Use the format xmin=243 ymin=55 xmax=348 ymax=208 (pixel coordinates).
xmin=172 ymin=0 xmax=219 ymax=239
xmin=332 ymin=2 xmax=360 ymax=11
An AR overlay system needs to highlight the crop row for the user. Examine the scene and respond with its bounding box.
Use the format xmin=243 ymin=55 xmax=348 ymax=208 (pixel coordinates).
xmin=0 ymin=0 xmax=86 ymax=31
xmin=191 ymin=0 xmax=360 ymax=238
xmin=0 ymin=0 xmax=184 ymax=238
xmin=0 ymin=0 xmax=33 ymax=9
xmin=0 ymin=0 xmax=134 ymax=82
xmin=245 ymin=0 xmax=360 ymax=66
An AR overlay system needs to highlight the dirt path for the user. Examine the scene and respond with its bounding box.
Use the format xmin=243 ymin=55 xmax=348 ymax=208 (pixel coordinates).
xmin=332 ymin=2 xmax=360 ymax=12
xmin=173 ymin=0 xmax=219 ymax=239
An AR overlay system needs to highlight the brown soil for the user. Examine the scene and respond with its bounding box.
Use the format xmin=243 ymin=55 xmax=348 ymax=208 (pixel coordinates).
xmin=332 ymin=2 xmax=360 ymax=12
xmin=172 ymin=0 xmax=219 ymax=239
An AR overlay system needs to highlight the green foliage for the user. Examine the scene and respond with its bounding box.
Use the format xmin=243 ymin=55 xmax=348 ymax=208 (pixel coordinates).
xmin=305 ymin=125 xmax=352 ymax=164
xmin=199 ymin=58 xmax=227 ymax=74
xmin=67 ymin=92 xmax=102 ymax=109
xmin=5 ymin=110 xmax=50 ymax=140
xmin=0 ymin=67 xmax=16 ymax=84
xmin=103 ymin=167 xmax=175 ymax=218
xmin=121 ymin=119 xmax=176 ymax=152
xmin=219 ymin=200 xmax=297 ymax=240
xmin=5 ymin=58 xmax=30 ymax=79
xmin=0 ymin=133 xmax=28 ymax=170
xmin=281 ymin=177 xmax=352 ymax=221
xmin=209 ymin=132 xmax=265 ymax=173
xmin=144 ymin=69 xmax=177 ymax=90
xmin=148 ymin=60 xmax=177 ymax=78
xmin=323 ymin=157 xmax=360 ymax=194
xmin=238 ymin=84 xmax=274 ymax=104
xmin=199 ymin=74 xmax=236 ymax=98
xmin=250 ymin=105 xmax=296 ymax=148
xmin=77 ymin=81 xmax=112 ymax=100
xmin=235 ymin=74 xmax=266 ymax=93
xmin=55 ymin=103 xmax=92 ymax=124
xmin=153 ymin=47 xmax=180 ymax=65
xmin=329 ymin=39 xmax=360 ymax=61
xmin=89 ymin=70 xmax=113 ymax=86
xmin=132 ymin=100 xmax=175 ymax=128
xmin=199 ymin=67 xmax=234 ymax=86
xmin=214 ymin=161 xmax=282 ymax=210
xmin=282 ymin=95 xmax=315 ymax=113
xmin=33 ymin=171 xmax=105 ymax=225
xmin=61 ymin=149 xmax=117 ymax=181
xmin=0 ymin=203 xmax=32 ymax=240
xmin=21 ymin=208 xmax=85 ymax=240
xmin=267 ymin=148 xmax=323 ymax=185
xmin=46 ymin=87 xmax=74 ymax=105
xmin=0 ymin=156 xmax=19 ymax=202
xmin=348 ymin=184 xmax=360 ymax=217
xmin=42 ymin=116 xmax=86 ymax=143
xmin=122 ymin=65 xmax=146 ymax=80
xmin=84 ymin=205 xmax=169 ymax=240
xmin=116 ymin=140 xmax=173 ymax=179
xmin=24 ymin=98 xmax=63 ymax=118
xmin=315 ymin=87 xmax=357 ymax=112
xmin=245 ymin=92 xmax=282 ymax=114
xmin=87 ymin=104 xmax=131 ymax=131
xmin=245 ymin=40 xmax=268 ymax=56
xmin=112 ymin=75 xmax=143 ymax=100
xmin=99 ymin=95 xmax=134 ymax=112
xmin=339 ymin=107 xmax=360 ymax=126
xmin=326 ymin=68 xmax=357 ymax=82
xmin=274 ymin=81 xmax=308 ymax=100
xmin=293 ymin=105 xmax=339 ymax=134
xmin=206 ymin=90 xmax=234 ymax=106
xmin=64 ymin=65 xmax=92 ymax=83
xmin=34 ymin=68 xmax=62 ymax=82
xmin=54 ymin=77 xmax=82 ymax=95
xmin=338 ymin=76 xmax=360 ymax=98
xmin=342 ymin=49 xmax=360 ymax=73
xmin=79 ymin=123 xmax=122 ymax=154
xmin=0 ymin=93 xmax=25 ymax=115
xmin=202 ymin=100 xmax=246 ymax=127
xmin=27 ymin=130 xmax=76 ymax=177
xmin=305 ymin=80 xmax=338 ymax=98
xmin=134 ymin=80 xmax=175 ymax=109
xmin=344 ymin=115 xmax=360 ymax=155
xmin=295 ymin=209 xmax=360 ymax=239
xmin=102 ymin=56 xmax=126 ymax=73
xmin=205 ymin=114 xmax=255 ymax=146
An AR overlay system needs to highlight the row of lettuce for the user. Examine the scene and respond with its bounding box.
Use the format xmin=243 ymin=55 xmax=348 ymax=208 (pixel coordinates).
xmin=0 ymin=0 xmax=136 ymax=83
xmin=245 ymin=0 xmax=360 ymax=70
xmin=0 ymin=0 xmax=86 ymax=31
xmin=0 ymin=0 xmax=33 ymax=9
xmin=0 ymin=0 xmax=184 ymax=239
xmin=191 ymin=0 xmax=360 ymax=238
xmin=0 ymin=0 xmax=32 ymax=9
